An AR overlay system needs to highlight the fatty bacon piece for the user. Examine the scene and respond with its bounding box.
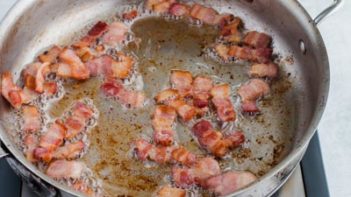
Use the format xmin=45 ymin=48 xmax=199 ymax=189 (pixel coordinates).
xmin=1 ymin=72 xmax=31 ymax=108
xmin=157 ymin=185 xmax=186 ymax=197
xmin=86 ymin=53 xmax=134 ymax=79
xmin=249 ymin=63 xmax=279 ymax=79
xmin=46 ymin=160 xmax=86 ymax=179
xmin=189 ymin=4 xmax=218 ymax=25
xmin=170 ymin=70 xmax=193 ymax=97
xmin=24 ymin=134 xmax=39 ymax=163
xmin=52 ymin=141 xmax=85 ymax=160
xmin=145 ymin=0 xmax=176 ymax=14
xmin=38 ymin=45 xmax=62 ymax=64
xmin=22 ymin=62 xmax=50 ymax=93
xmin=214 ymin=44 xmax=272 ymax=63
xmin=155 ymin=89 xmax=196 ymax=122
xmin=192 ymin=76 xmax=213 ymax=109
xmin=172 ymin=157 xmax=221 ymax=188
xmin=237 ymin=79 xmax=270 ymax=113
xmin=101 ymin=80 xmax=145 ymax=108
xmin=204 ymin=171 xmax=257 ymax=196
xmin=57 ymin=48 xmax=90 ymax=80
xmin=102 ymin=22 xmax=128 ymax=46
xmin=134 ymin=139 xmax=196 ymax=166
xmin=243 ymin=31 xmax=272 ymax=49
xmin=192 ymin=120 xmax=245 ymax=157
xmin=34 ymin=120 xmax=67 ymax=162
xmin=73 ymin=21 xmax=109 ymax=48
xmin=152 ymin=105 xmax=177 ymax=146
xmin=64 ymin=101 xmax=95 ymax=140
xmin=22 ymin=105 xmax=41 ymax=133
xmin=210 ymin=84 xmax=236 ymax=122
xmin=169 ymin=3 xmax=190 ymax=16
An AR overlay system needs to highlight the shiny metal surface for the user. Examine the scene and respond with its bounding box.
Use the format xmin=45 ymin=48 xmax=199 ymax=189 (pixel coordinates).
xmin=0 ymin=0 xmax=337 ymax=196
xmin=313 ymin=0 xmax=343 ymax=24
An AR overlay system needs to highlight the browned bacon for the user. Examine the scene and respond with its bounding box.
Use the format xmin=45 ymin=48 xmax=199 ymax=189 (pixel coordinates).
xmin=64 ymin=102 xmax=94 ymax=139
xmin=169 ymin=3 xmax=190 ymax=16
xmin=145 ymin=0 xmax=176 ymax=13
xmin=57 ymin=48 xmax=90 ymax=80
xmin=237 ymin=79 xmax=270 ymax=113
xmin=204 ymin=171 xmax=257 ymax=196
xmin=210 ymin=84 xmax=236 ymax=122
xmin=243 ymin=31 xmax=272 ymax=49
xmin=122 ymin=10 xmax=138 ymax=20
xmin=22 ymin=105 xmax=41 ymax=133
xmin=38 ymin=45 xmax=62 ymax=64
xmin=155 ymin=89 xmax=180 ymax=104
xmin=43 ymin=82 xmax=58 ymax=96
xmin=170 ymin=70 xmax=193 ymax=97
xmin=193 ymin=76 xmax=213 ymax=109
xmin=220 ymin=17 xmax=243 ymax=43
xmin=46 ymin=160 xmax=86 ymax=179
xmin=228 ymin=45 xmax=272 ymax=63
xmin=73 ymin=21 xmax=109 ymax=48
xmin=23 ymin=62 xmax=51 ymax=93
xmin=102 ymin=22 xmax=128 ymax=46
xmin=52 ymin=141 xmax=85 ymax=160
xmin=215 ymin=44 xmax=230 ymax=61
xmin=189 ymin=4 xmax=218 ymax=25
xmin=101 ymin=80 xmax=145 ymax=108
xmin=192 ymin=120 xmax=245 ymax=157
xmin=172 ymin=157 xmax=220 ymax=188
xmin=157 ymin=185 xmax=186 ymax=197
xmin=249 ymin=63 xmax=279 ymax=79
xmin=152 ymin=105 xmax=177 ymax=145
xmin=24 ymin=134 xmax=38 ymax=163
xmin=1 ymin=72 xmax=31 ymax=108
xmin=134 ymin=139 xmax=196 ymax=166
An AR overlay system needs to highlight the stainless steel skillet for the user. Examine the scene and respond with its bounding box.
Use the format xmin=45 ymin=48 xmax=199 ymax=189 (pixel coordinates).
xmin=0 ymin=0 xmax=342 ymax=196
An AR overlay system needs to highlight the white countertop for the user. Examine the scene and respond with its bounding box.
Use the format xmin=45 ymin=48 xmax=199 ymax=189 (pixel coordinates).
xmin=0 ymin=0 xmax=350 ymax=196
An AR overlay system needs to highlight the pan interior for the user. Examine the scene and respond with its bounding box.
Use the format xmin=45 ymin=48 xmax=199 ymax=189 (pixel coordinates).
xmin=0 ymin=0 xmax=324 ymax=196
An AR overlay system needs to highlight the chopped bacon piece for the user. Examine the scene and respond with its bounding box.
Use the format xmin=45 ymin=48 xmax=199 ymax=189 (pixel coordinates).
xmin=22 ymin=105 xmax=41 ymax=133
xmin=220 ymin=17 xmax=243 ymax=43
xmin=189 ymin=4 xmax=218 ymax=25
xmin=172 ymin=157 xmax=220 ymax=188
xmin=24 ymin=134 xmax=38 ymax=163
xmin=102 ymin=22 xmax=128 ymax=46
xmin=1 ymin=72 xmax=30 ymax=108
xmin=64 ymin=102 xmax=94 ymax=139
xmin=249 ymin=63 xmax=279 ymax=79
xmin=38 ymin=120 xmax=66 ymax=151
xmin=145 ymin=0 xmax=176 ymax=13
xmin=52 ymin=141 xmax=85 ymax=160
xmin=169 ymin=3 xmax=190 ymax=16
xmin=152 ymin=105 xmax=177 ymax=145
xmin=169 ymin=99 xmax=196 ymax=122
xmin=243 ymin=31 xmax=272 ymax=49
xmin=193 ymin=76 xmax=213 ymax=108
xmin=101 ymin=80 xmax=145 ymax=108
xmin=58 ymin=48 xmax=90 ymax=80
xmin=73 ymin=21 xmax=109 ymax=48
xmin=109 ymin=52 xmax=134 ymax=79
xmin=38 ymin=45 xmax=62 ymax=64
xmin=23 ymin=62 xmax=50 ymax=93
xmin=210 ymin=84 xmax=236 ymax=122
xmin=74 ymin=47 xmax=96 ymax=62
xmin=122 ymin=10 xmax=138 ymax=20
xmin=155 ymin=89 xmax=180 ymax=104
xmin=237 ymin=79 xmax=270 ymax=113
xmin=170 ymin=70 xmax=193 ymax=97
xmin=46 ymin=160 xmax=85 ymax=179
xmin=134 ymin=139 xmax=154 ymax=161
xmin=171 ymin=146 xmax=196 ymax=166
xmin=228 ymin=45 xmax=272 ymax=63
xmin=85 ymin=55 xmax=112 ymax=77
xmin=192 ymin=120 xmax=244 ymax=157
xmin=157 ymin=185 xmax=186 ymax=197
xmin=43 ymin=82 xmax=58 ymax=96
xmin=204 ymin=171 xmax=257 ymax=196
xmin=214 ymin=44 xmax=230 ymax=61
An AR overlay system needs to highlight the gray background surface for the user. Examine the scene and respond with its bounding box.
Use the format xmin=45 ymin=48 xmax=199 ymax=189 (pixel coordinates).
xmin=0 ymin=1 xmax=350 ymax=196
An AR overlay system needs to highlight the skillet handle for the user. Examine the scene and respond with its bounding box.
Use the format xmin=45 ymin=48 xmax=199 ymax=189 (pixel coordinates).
xmin=313 ymin=0 xmax=343 ymax=25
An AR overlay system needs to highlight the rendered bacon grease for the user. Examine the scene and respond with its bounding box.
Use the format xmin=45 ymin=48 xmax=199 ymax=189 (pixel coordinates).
xmin=0 ymin=0 xmax=285 ymax=196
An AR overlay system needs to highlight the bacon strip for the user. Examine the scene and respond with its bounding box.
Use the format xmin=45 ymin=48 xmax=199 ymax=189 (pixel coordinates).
xmin=46 ymin=160 xmax=86 ymax=179
xmin=210 ymin=84 xmax=236 ymax=122
xmin=145 ymin=0 xmax=176 ymax=13
xmin=101 ymin=80 xmax=145 ymax=108
xmin=172 ymin=157 xmax=221 ymax=188
xmin=52 ymin=141 xmax=85 ymax=160
xmin=249 ymin=63 xmax=279 ymax=79
xmin=228 ymin=45 xmax=272 ymax=64
xmin=134 ymin=139 xmax=196 ymax=166
xmin=102 ymin=22 xmax=128 ymax=46
xmin=152 ymin=105 xmax=177 ymax=146
xmin=204 ymin=171 xmax=257 ymax=196
xmin=1 ymin=72 xmax=30 ymax=108
xmin=38 ymin=45 xmax=62 ymax=64
xmin=169 ymin=3 xmax=190 ymax=16
xmin=193 ymin=76 xmax=213 ymax=109
xmin=237 ymin=79 xmax=270 ymax=113
xmin=64 ymin=102 xmax=94 ymax=139
xmin=157 ymin=185 xmax=186 ymax=197
xmin=57 ymin=48 xmax=90 ymax=80
xmin=243 ymin=31 xmax=272 ymax=49
xmin=170 ymin=70 xmax=193 ymax=97
xmin=22 ymin=105 xmax=41 ymax=133
xmin=192 ymin=120 xmax=245 ymax=157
